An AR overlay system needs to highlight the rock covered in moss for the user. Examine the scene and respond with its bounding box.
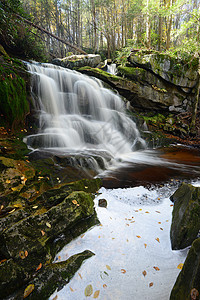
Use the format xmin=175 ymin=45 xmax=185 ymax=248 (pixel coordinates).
xmin=170 ymin=183 xmax=200 ymax=250
xmin=128 ymin=50 xmax=198 ymax=88
xmin=52 ymin=54 xmax=101 ymax=69
xmin=170 ymin=238 xmax=200 ymax=300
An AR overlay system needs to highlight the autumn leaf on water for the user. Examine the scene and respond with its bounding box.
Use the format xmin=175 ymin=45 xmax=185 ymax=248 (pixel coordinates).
xmin=158 ymin=222 xmax=161 ymax=224
xmin=81 ymin=234 xmax=85 ymax=238
xmin=23 ymin=284 xmax=34 ymax=298
xmin=78 ymin=272 xmax=82 ymax=279
xmin=70 ymin=287 xmax=74 ymax=292
xmin=155 ymin=211 xmax=161 ymax=213
xmin=136 ymin=235 xmax=141 ymax=238
xmin=155 ymin=237 xmax=160 ymax=243
xmin=139 ymin=209 xmax=142 ymax=211
xmin=106 ymin=265 xmax=111 ymax=270
xmin=145 ymin=211 xmax=150 ymax=214
xmin=144 ymin=243 xmax=147 ymax=248
xmin=142 ymin=270 xmax=147 ymax=277
xmin=177 ymin=263 xmax=183 ymax=270
xmin=36 ymin=263 xmax=42 ymax=271
xmin=153 ymin=266 xmax=160 ymax=271
xmin=160 ymin=228 xmax=163 ymax=231
xmin=52 ymin=296 xmax=58 ymax=300
xmin=149 ymin=282 xmax=154 ymax=287
xmin=84 ymin=284 xmax=93 ymax=297
xmin=93 ymin=290 xmax=100 ymax=298
xmin=103 ymin=284 xmax=107 ymax=288
xmin=121 ymin=269 xmax=126 ymax=274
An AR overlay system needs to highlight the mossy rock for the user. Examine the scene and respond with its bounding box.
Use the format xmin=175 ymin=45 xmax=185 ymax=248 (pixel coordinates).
xmin=170 ymin=183 xmax=200 ymax=250
xmin=170 ymin=238 xmax=200 ymax=300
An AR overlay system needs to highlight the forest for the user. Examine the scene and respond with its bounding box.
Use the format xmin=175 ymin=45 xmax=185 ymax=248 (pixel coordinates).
xmin=1 ymin=0 xmax=200 ymax=60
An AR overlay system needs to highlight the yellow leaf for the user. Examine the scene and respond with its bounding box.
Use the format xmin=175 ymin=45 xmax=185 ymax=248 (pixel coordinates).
xmin=24 ymin=250 xmax=28 ymax=257
xmin=142 ymin=270 xmax=147 ymax=277
xmin=13 ymin=203 xmax=22 ymax=208
xmin=144 ymin=243 xmax=147 ymax=248
xmin=8 ymin=208 xmax=16 ymax=214
xmin=19 ymin=251 xmax=26 ymax=259
xmin=6 ymin=179 xmax=11 ymax=184
xmin=70 ymin=287 xmax=74 ymax=292
xmin=0 ymin=259 xmax=7 ymax=264
xmin=78 ymin=272 xmax=82 ymax=279
xmin=106 ymin=265 xmax=111 ymax=270
xmin=93 ymin=290 xmax=100 ymax=298
xmin=23 ymin=284 xmax=34 ymax=298
xmin=158 ymin=222 xmax=161 ymax=224
xmin=136 ymin=235 xmax=141 ymax=238
xmin=81 ymin=234 xmax=85 ymax=238
xmin=46 ymin=222 xmax=51 ymax=228
xmin=121 ymin=269 xmax=126 ymax=274
xmin=153 ymin=266 xmax=160 ymax=271
xmin=72 ymin=200 xmax=78 ymax=205
xmin=139 ymin=209 xmax=142 ymax=211
xmin=33 ymin=206 xmax=38 ymax=209
xmin=84 ymin=284 xmax=93 ymax=297
xmin=41 ymin=230 xmax=45 ymax=236
xmin=149 ymin=282 xmax=153 ymax=287
xmin=177 ymin=263 xmax=183 ymax=270
xmin=0 ymin=205 xmax=3 ymax=210
xmin=145 ymin=211 xmax=149 ymax=213
xmin=155 ymin=237 xmax=160 ymax=243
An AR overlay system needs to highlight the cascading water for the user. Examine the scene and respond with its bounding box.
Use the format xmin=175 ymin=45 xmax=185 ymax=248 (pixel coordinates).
xmin=25 ymin=62 xmax=146 ymax=173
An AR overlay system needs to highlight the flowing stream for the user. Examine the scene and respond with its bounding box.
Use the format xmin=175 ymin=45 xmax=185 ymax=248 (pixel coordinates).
xmin=25 ymin=62 xmax=200 ymax=299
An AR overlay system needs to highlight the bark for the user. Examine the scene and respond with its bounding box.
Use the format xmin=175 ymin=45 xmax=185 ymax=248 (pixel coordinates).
xmin=191 ymin=56 xmax=200 ymax=132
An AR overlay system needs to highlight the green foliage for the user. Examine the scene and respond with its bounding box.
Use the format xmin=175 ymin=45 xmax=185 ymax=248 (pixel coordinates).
xmin=115 ymin=47 xmax=133 ymax=66
xmin=0 ymin=56 xmax=29 ymax=129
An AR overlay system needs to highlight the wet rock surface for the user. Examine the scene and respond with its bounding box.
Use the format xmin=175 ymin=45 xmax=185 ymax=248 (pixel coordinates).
xmin=170 ymin=183 xmax=200 ymax=250
xmin=170 ymin=238 xmax=200 ymax=300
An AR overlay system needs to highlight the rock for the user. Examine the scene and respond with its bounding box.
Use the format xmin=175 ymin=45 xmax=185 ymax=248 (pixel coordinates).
xmin=170 ymin=183 xmax=200 ymax=250
xmin=21 ymin=250 xmax=95 ymax=300
xmin=170 ymin=238 xmax=200 ymax=300
xmin=98 ymin=198 xmax=107 ymax=208
xmin=128 ymin=50 xmax=198 ymax=88
xmin=52 ymin=54 xmax=101 ymax=69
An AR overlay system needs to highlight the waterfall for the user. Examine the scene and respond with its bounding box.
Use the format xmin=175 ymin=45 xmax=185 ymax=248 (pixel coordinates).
xmin=107 ymin=63 xmax=118 ymax=75
xmin=25 ymin=62 xmax=146 ymax=172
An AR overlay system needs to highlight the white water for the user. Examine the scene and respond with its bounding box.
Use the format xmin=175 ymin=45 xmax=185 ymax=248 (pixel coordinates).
xmin=48 ymin=181 xmax=200 ymax=300
xmin=107 ymin=64 xmax=118 ymax=75
xmin=25 ymin=62 xmax=146 ymax=171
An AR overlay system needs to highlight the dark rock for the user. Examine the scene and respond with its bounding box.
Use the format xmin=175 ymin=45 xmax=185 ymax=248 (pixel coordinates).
xmin=170 ymin=238 xmax=200 ymax=300
xmin=170 ymin=183 xmax=200 ymax=250
xmin=98 ymin=198 xmax=107 ymax=208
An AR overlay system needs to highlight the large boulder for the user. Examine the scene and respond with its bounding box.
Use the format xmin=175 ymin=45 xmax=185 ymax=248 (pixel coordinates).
xmin=170 ymin=183 xmax=200 ymax=250
xmin=52 ymin=54 xmax=101 ymax=69
xmin=128 ymin=50 xmax=198 ymax=88
xmin=170 ymin=238 xmax=200 ymax=300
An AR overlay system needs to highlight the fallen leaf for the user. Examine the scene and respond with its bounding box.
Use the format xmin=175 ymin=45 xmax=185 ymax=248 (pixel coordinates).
xmin=121 ymin=269 xmax=126 ymax=274
xmin=166 ymin=220 xmax=169 ymax=222
xmin=93 ymin=290 xmax=100 ymax=298
xmin=142 ymin=270 xmax=147 ymax=277
xmin=72 ymin=200 xmax=78 ymax=205
xmin=23 ymin=284 xmax=34 ymax=298
xmin=155 ymin=237 xmax=160 ymax=243
xmin=81 ymin=234 xmax=85 ymax=238
xmin=0 ymin=205 xmax=3 ymax=210
xmin=130 ymin=220 xmax=135 ymax=223
xmin=149 ymin=282 xmax=153 ymax=287
xmin=158 ymin=222 xmax=161 ymax=224
xmin=58 ymin=256 xmax=61 ymax=260
xmin=135 ymin=210 xmax=138 ymax=212
xmin=145 ymin=211 xmax=149 ymax=213
xmin=8 ymin=208 xmax=15 ymax=214
xmin=155 ymin=211 xmax=161 ymax=213
xmin=78 ymin=272 xmax=82 ymax=279
xmin=98 ymin=235 xmax=101 ymax=238
xmin=70 ymin=287 xmax=74 ymax=292
xmin=46 ymin=222 xmax=51 ymax=228
xmin=153 ymin=266 xmax=160 ymax=271
xmin=41 ymin=230 xmax=45 ymax=236
xmin=24 ymin=250 xmax=28 ymax=257
xmin=170 ymin=204 xmax=174 ymax=207
xmin=84 ymin=284 xmax=93 ymax=297
xmin=177 ymin=263 xmax=183 ymax=270
xmin=103 ymin=284 xmax=107 ymax=288
xmin=139 ymin=209 xmax=142 ymax=211
xmin=0 ymin=259 xmax=7 ymax=264
xmin=33 ymin=206 xmax=38 ymax=209
xmin=6 ymin=179 xmax=11 ymax=184
xmin=144 ymin=243 xmax=147 ymax=248
xmin=136 ymin=235 xmax=141 ymax=238
xmin=52 ymin=296 xmax=58 ymax=300
xmin=126 ymin=224 xmax=129 ymax=226
xmin=160 ymin=228 xmax=163 ymax=231
xmin=19 ymin=251 xmax=26 ymax=259
xmin=36 ymin=263 xmax=42 ymax=271
xmin=106 ymin=265 xmax=111 ymax=270
xmin=157 ymin=197 xmax=160 ymax=200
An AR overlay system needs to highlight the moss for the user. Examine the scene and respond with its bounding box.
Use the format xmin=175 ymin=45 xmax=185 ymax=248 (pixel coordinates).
xmin=0 ymin=55 xmax=29 ymax=129
xmin=78 ymin=66 xmax=120 ymax=81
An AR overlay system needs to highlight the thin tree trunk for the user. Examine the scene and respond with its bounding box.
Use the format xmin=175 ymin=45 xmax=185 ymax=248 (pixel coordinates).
xmin=191 ymin=55 xmax=200 ymax=132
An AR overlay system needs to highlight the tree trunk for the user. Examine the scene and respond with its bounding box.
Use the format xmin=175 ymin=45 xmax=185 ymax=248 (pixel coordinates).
xmin=191 ymin=55 xmax=200 ymax=132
